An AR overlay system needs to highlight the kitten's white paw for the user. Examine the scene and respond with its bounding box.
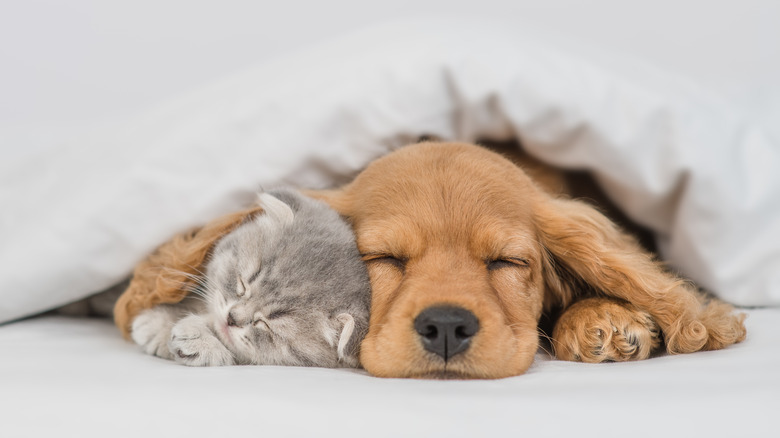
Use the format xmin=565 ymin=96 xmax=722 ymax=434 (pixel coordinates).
xmin=131 ymin=308 xmax=176 ymax=360
xmin=169 ymin=316 xmax=234 ymax=367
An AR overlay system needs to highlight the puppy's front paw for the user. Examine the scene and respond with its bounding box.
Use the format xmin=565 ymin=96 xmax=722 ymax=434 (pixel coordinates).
xmin=131 ymin=308 xmax=176 ymax=360
xmin=168 ymin=316 xmax=234 ymax=367
xmin=552 ymin=297 xmax=661 ymax=363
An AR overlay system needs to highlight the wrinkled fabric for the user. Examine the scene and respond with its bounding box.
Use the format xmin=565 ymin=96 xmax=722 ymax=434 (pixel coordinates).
xmin=1 ymin=20 xmax=778 ymax=323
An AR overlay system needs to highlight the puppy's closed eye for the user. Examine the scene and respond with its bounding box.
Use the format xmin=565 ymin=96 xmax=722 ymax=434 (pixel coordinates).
xmin=362 ymin=253 xmax=407 ymax=271
xmin=486 ymin=257 xmax=530 ymax=271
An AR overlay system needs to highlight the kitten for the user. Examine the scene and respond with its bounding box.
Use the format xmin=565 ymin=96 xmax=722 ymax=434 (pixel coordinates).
xmin=130 ymin=188 xmax=371 ymax=368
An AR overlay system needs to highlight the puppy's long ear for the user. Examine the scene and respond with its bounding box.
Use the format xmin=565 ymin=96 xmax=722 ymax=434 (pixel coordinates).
xmin=536 ymin=196 xmax=745 ymax=354
xmin=114 ymin=206 xmax=263 ymax=339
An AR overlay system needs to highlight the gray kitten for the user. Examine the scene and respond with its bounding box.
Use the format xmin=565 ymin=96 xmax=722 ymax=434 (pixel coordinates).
xmin=131 ymin=188 xmax=370 ymax=368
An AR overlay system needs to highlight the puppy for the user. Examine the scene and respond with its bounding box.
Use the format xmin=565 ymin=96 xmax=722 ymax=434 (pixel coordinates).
xmin=115 ymin=141 xmax=746 ymax=379
xmin=312 ymin=142 xmax=746 ymax=379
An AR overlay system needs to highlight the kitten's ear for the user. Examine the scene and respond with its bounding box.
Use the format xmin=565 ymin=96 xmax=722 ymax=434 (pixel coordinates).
xmin=114 ymin=206 xmax=263 ymax=339
xmin=265 ymin=187 xmax=303 ymax=213
xmin=334 ymin=313 xmax=363 ymax=367
xmin=257 ymin=192 xmax=294 ymax=226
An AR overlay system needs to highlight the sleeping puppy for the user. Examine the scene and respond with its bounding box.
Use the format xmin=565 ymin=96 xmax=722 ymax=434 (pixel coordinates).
xmin=115 ymin=141 xmax=746 ymax=378
xmin=312 ymin=142 xmax=746 ymax=379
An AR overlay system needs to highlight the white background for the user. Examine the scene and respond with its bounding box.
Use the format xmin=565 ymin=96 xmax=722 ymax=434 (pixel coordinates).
xmin=2 ymin=0 xmax=779 ymax=132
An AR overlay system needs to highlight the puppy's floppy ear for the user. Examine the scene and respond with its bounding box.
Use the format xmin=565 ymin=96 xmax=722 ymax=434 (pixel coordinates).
xmin=114 ymin=206 xmax=264 ymax=339
xmin=535 ymin=197 xmax=649 ymax=309
xmin=535 ymin=196 xmax=745 ymax=353
xmin=302 ymin=188 xmax=353 ymax=217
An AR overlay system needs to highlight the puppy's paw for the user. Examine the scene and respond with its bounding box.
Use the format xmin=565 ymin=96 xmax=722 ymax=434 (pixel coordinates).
xmin=664 ymin=298 xmax=746 ymax=355
xmin=168 ymin=316 xmax=234 ymax=367
xmin=552 ymin=297 xmax=661 ymax=363
xmin=131 ymin=308 xmax=176 ymax=360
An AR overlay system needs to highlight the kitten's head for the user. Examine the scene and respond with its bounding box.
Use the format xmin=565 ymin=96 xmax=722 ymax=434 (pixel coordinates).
xmin=203 ymin=188 xmax=370 ymax=368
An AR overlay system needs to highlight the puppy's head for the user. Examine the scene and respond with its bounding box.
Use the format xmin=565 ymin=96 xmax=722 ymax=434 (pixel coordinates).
xmin=318 ymin=143 xmax=555 ymax=378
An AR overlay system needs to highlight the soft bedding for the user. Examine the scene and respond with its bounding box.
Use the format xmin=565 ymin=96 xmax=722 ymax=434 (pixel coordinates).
xmin=1 ymin=309 xmax=777 ymax=437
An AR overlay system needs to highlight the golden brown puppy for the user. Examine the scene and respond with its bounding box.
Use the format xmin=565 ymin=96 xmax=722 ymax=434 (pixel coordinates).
xmin=115 ymin=141 xmax=746 ymax=379
xmin=312 ymin=142 xmax=746 ymax=378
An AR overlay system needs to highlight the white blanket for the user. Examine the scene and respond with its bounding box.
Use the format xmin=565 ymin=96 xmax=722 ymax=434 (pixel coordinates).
xmin=1 ymin=19 xmax=779 ymax=325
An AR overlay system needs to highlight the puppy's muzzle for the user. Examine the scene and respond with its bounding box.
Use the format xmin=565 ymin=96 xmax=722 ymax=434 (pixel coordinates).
xmin=414 ymin=306 xmax=479 ymax=361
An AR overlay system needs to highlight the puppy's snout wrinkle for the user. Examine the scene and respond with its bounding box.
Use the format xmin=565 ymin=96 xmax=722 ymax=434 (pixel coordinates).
xmin=414 ymin=306 xmax=479 ymax=361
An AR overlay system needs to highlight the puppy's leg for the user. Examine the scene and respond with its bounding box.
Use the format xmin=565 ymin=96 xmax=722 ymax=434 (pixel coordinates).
xmin=587 ymin=277 xmax=747 ymax=355
xmin=538 ymin=197 xmax=747 ymax=357
xmin=552 ymin=297 xmax=661 ymax=362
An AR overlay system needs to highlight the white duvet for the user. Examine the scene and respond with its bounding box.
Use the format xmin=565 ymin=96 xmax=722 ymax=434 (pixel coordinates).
xmin=1 ymin=19 xmax=779 ymax=326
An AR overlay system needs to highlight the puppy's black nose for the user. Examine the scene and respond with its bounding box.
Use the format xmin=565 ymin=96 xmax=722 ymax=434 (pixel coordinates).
xmin=414 ymin=306 xmax=479 ymax=361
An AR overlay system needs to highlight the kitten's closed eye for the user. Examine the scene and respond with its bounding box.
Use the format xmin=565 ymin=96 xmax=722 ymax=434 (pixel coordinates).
xmin=252 ymin=317 xmax=271 ymax=331
xmin=267 ymin=309 xmax=292 ymax=320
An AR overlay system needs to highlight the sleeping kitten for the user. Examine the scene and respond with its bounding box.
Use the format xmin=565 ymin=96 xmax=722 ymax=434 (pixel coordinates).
xmin=130 ymin=188 xmax=370 ymax=368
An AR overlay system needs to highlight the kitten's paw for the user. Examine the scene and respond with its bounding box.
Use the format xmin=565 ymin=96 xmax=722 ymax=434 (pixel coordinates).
xmin=131 ymin=308 xmax=176 ymax=360
xmin=552 ymin=297 xmax=661 ymax=363
xmin=169 ymin=316 xmax=234 ymax=367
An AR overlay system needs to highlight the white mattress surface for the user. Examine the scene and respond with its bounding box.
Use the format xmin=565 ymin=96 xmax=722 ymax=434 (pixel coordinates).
xmin=2 ymin=309 xmax=777 ymax=438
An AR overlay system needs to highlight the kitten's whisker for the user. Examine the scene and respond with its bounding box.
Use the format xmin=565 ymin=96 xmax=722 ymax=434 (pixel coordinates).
xmin=160 ymin=267 xmax=209 ymax=288
xmin=157 ymin=279 xmax=209 ymax=299
xmin=178 ymin=262 xmax=208 ymax=278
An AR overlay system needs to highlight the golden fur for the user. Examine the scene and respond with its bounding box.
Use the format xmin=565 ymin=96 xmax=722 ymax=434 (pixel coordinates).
xmin=310 ymin=142 xmax=746 ymax=377
xmin=115 ymin=142 xmax=746 ymax=378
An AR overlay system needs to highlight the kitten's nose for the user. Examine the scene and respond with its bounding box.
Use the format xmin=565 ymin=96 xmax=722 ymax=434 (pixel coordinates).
xmin=227 ymin=310 xmax=247 ymax=327
xmin=414 ymin=306 xmax=479 ymax=361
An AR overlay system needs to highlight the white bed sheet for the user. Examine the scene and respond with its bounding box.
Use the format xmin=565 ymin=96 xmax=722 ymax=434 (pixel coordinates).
xmin=1 ymin=309 xmax=777 ymax=438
